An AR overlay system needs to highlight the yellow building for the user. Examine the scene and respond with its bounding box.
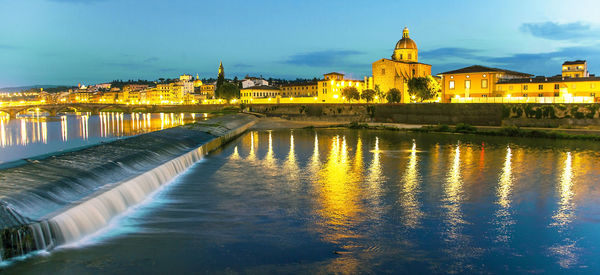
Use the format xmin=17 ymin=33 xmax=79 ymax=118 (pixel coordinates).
xmin=198 ymin=84 xmax=216 ymax=99
xmin=496 ymin=76 xmax=600 ymax=103
xmin=317 ymin=72 xmax=365 ymax=103
xmin=562 ymin=60 xmax=589 ymax=78
xmin=372 ymin=27 xmax=432 ymax=103
xmin=241 ymin=86 xmax=280 ymax=104
xmin=438 ymin=65 xmax=531 ymax=102
xmin=280 ymin=82 xmax=318 ymax=97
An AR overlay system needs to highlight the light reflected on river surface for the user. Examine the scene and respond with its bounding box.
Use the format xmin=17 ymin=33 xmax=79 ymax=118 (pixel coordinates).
xmin=4 ymin=128 xmax=600 ymax=274
xmin=0 ymin=112 xmax=208 ymax=164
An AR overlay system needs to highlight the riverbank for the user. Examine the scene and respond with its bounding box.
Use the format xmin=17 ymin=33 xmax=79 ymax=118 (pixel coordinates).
xmin=252 ymin=117 xmax=600 ymax=140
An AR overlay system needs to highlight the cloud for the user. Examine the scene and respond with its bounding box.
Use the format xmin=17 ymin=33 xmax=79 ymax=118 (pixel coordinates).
xmin=143 ymin=57 xmax=159 ymax=63
xmin=424 ymin=45 xmax=600 ymax=76
xmin=284 ymin=50 xmax=363 ymax=67
xmin=519 ymin=22 xmax=598 ymax=41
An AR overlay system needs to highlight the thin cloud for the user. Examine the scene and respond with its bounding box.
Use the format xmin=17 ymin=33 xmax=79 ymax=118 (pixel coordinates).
xmin=519 ymin=22 xmax=598 ymax=41
xmin=0 ymin=44 xmax=20 ymax=50
xmin=284 ymin=50 xmax=363 ymax=67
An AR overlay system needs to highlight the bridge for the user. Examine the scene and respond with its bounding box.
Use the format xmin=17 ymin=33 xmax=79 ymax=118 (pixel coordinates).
xmin=0 ymin=103 xmax=236 ymax=118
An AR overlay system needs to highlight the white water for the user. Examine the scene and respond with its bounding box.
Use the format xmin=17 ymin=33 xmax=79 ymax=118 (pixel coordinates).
xmin=27 ymin=146 xmax=206 ymax=250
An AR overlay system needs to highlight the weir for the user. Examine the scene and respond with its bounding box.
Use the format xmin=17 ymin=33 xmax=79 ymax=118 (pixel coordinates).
xmin=0 ymin=114 xmax=257 ymax=261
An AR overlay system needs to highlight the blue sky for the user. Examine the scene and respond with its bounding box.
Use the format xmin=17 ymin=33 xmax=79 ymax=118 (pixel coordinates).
xmin=1 ymin=0 xmax=600 ymax=87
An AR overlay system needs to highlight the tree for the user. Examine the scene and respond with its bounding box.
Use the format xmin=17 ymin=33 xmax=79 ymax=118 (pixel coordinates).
xmin=407 ymin=76 xmax=441 ymax=102
xmin=361 ymin=89 xmax=376 ymax=102
xmin=386 ymin=88 xmax=401 ymax=103
xmin=341 ymin=86 xmax=360 ymax=102
xmin=216 ymin=82 xmax=239 ymax=102
xmin=374 ymin=84 xmax=385 ymax=103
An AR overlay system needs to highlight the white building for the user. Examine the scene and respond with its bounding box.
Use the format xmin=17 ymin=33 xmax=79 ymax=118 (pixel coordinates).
xmin=241 ymin=76 xmax=269 ymax=88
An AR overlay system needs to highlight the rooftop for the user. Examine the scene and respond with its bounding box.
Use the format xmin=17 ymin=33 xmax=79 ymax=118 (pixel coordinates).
xmin=438 ymin=65 xmax=532 ymax=77
xmin=498 ymin=75 xmax=600 ymax=84
xmin=563 ymin=60 xmax=586 ymax=65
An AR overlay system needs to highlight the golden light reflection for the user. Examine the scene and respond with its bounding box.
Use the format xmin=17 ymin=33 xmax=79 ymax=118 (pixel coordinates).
xmin=246 ymin=131 xmax=257 ymax=161
xmin=264 ymin=131 xmax=277 ymax=168
xmin=0 ymin=117 xmax=7 ymax=147
xmin=494 ymin=146 xmax=514 ymax=243
xmin=230 ymin=145 xmax=241 ymax=160
xmin=552 ymin=152 xmax=574 ymax=228
xmin=400 ymin=140 xmax=422 ymax=228
xmin=283 ymin=131 xmax=299 ymax=178
xmin=308 ymin=133 xmax=320 ymax=174
xmin=20 ymin=119 xmax=27 ymax=145
xmin=443 ymin=144 xmax=465 ymax=242
xmin=61 ymin=115 xmax=68 ymax=141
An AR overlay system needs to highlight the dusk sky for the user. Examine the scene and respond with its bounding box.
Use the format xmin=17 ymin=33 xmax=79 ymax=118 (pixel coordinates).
xmin=1 ymin=0 xmax=600 ymax=87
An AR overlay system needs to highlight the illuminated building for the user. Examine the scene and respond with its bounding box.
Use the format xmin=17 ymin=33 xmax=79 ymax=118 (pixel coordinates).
xmin=496 ymin=60 xmax=599 ymax=103
xmin=317 ymin=72 xmax=366 ymax=103
xmin=240 ymin=85 xmax=280 ymax=103
xmin=439 ymin=65 xmax=531 ymax=102
xmin=241 ymin=76 xmax=269 ymax=88
xmin=280 ymin=82 xmax=318 ymax=98
xmin=198 ymin=84 xmax=216 ymax=99
xmin=562 ymin=60 xmax=588 ymax=78
xmin=372 ymin=27 xmax=432 ymax=103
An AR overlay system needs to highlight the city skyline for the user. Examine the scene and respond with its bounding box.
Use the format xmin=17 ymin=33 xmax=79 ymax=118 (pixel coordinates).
xmin=2 ymin=0 xmax=600 ymax=87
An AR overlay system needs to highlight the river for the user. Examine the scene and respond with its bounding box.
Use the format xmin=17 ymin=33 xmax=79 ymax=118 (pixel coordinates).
xmin=3 ymin=128 xmax=600 ymax=274
xmin=0 ymin=112 xmax=209 ymax=165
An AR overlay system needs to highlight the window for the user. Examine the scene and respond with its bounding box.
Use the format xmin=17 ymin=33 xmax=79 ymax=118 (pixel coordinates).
xmin=381 ymin=69 xmax=385 ymax=75
xmin=412 ymin=69 xmax=416 ymax=75
xmin=538 ymin=93 xmax=544 ymax=97
xmin=400 ymin=54 xmax=403 ymax=59
xmin=554 ymin=84 xmax=560 ymax=89
xmin=465 ymin=80 xmax=471 ymax=89
xmin=481 ymin=79 xmax=488 ymax=89
xmin=592 ymin=93 xmax=596 ymax=97
xmin=482 ymin=94 xmax=488 ymax=97
xmin=554 ymin=92 xmax=560 ymax=97
xmin=523 ymin=85 xmax=528 ymax=90
xmin=523 ymin=94 xmax=528 ymax=97
xmin=538 ymin=84 xmax=543 ymax=90
xmin=575 ymin=74 xmax=580 ymax=78
xmin=408 ymin=54 xmax=412 ymax=60
xmin=449 ymin=81 xmax=455 ymax=89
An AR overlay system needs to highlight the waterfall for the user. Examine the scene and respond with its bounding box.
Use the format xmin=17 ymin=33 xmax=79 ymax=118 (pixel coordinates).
xmin=0 ymin=114 xmax=257 ymax=263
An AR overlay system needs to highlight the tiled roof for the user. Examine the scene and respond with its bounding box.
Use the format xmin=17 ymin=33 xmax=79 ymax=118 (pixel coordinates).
xmin=438 ymin=65 xmax=532 ymax=76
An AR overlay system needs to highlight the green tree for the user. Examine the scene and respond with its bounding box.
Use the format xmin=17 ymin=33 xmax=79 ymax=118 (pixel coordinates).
xmin=386 ymin=88 xmax=401 ymax=103
xmin=341 ymin=86 xmax=360 ymax=102
xmin=407 ymin=75 xmax=441 ymax=102
xmin=361 ymin=89 xmax=376 ymax=102
xmin=216 ymin=82 xmax=239 ymax=102
xmin=374 ymin=84 xmax=385 ymax=103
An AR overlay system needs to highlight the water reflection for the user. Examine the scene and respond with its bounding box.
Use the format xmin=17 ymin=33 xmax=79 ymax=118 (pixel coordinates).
xmin=264 ymin=131 xmax=277 ymax=168
xmin=0 ymin=112 xmax=208 ymax=163
xmin=443 ymin=144 xmax=467 ymax=248
xmin=283 ymin=131 xmax=299 ymax=179
xmin=494 ymin=146 xmax=514 ymax=243
xmin=400 ymin=140 xmax=422 ymax=228
xmin=553 ymin=152 xmax=575 ymax=228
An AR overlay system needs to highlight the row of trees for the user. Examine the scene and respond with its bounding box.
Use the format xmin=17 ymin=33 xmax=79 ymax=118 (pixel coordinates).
xmin=340 ymin=76 xmax=440 ymax=103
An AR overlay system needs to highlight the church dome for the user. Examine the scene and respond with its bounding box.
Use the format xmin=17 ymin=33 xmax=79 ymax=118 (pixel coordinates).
xmin=395 ymin=27 xmax=417 ymax=50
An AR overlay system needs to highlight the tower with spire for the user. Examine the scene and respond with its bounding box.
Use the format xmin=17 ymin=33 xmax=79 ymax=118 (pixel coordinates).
xmin=216 ymin=61 xmax=225 ymax=92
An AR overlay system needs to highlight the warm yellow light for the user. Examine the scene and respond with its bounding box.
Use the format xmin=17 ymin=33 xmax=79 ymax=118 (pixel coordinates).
xmin=455 ymin=95 xmax=460 ymax=99
xmin=411 ymin=95 xmax=416 ymax=99
xmin=268 ymin=97 xmax=272 ymax=101
xmin=374 ymin=96 xmax=379 ymax=100
xmin=333 ymin=94 xmax=339 ymax=99
xmin=506 ymin=94 xmax=511 ymax=98
xmin=290 ymin=97 xmax=294 ymax=100
xmin=313 ymin=97 xmax=318 ymax=100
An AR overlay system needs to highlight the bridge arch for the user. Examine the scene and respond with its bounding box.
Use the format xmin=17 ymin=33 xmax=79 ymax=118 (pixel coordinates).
xmin=130 ymin=106 xmax=149 ymax=113
xmin=15 ymin=107 xmax=53 ymax=117
xmin=0 ymin=110 xmax=10 ymax=118
xmin=98 ymin=105 xmax=129 ymax=113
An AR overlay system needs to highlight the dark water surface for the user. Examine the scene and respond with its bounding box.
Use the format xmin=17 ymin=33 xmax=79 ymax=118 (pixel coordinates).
xmin=4 ymin=129 xmax=600 ymax=274
xmin=0 ymin=112 xmax=209 ymax=164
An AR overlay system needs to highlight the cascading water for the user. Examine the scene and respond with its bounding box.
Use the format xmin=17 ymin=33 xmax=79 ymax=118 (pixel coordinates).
xmin=0 ymin=114 xmax=256 ymax=262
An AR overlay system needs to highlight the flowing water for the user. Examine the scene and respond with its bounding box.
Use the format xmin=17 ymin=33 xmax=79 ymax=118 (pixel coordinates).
xmin=0 ymin=112 xmax=210 ymax=165
xmin=2 ymin=128 xmax=600 ymax=274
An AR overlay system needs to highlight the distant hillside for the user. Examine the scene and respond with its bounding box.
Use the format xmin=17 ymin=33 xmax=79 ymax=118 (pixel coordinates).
xmin=0 ymin=85 xmax=71 ymax=93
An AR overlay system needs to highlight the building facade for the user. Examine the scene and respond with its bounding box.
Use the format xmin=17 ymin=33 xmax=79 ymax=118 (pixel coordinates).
xmin=372 ymin=27 xmax=432 ymax=103
xmin=240 ymin=85 xmax=281 ymax=103
xmin=280 ymin=82 xmax=318 ymax=97
xmin=317 ymin=72 xmax=365 ymax=103
xmin=438 ymin=65 xmax=531 ymax=102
